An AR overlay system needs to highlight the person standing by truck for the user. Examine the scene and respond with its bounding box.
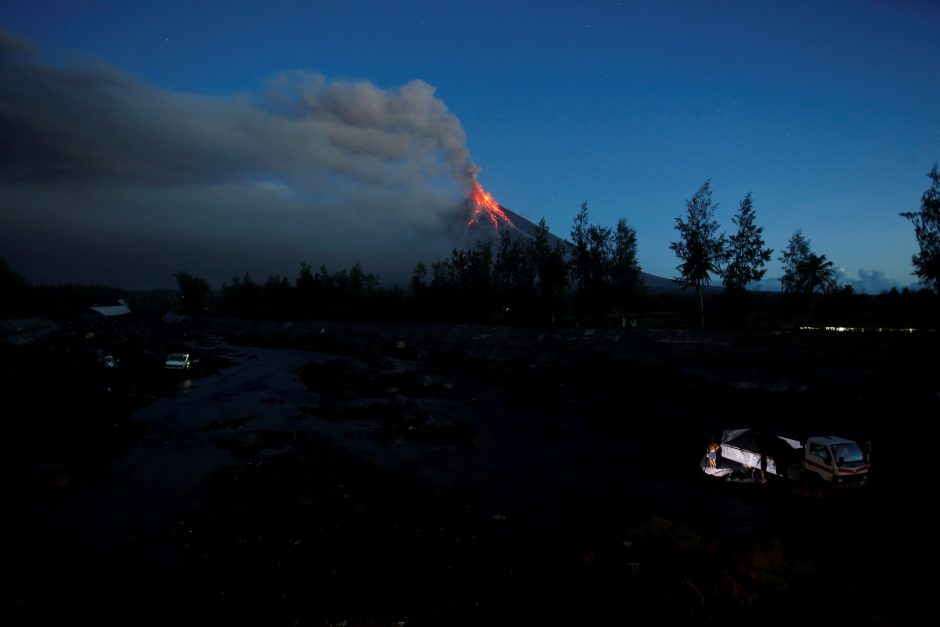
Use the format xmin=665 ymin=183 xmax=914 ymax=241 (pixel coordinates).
xmin=706 ymin=437 xmax=720 ymax=468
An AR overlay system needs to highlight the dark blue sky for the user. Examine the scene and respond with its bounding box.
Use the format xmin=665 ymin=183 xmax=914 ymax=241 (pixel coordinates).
xmin=2 ymin=0 xmax=938 ymax=290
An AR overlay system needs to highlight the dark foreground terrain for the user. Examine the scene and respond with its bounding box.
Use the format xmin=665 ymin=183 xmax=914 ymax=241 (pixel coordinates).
xmin=3 ymin=317 xmax=936 ymax=625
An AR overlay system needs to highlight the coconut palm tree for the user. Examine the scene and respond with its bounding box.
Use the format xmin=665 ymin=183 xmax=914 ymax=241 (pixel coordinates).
xmin=796 ymin=253 xmax=837 ymax=296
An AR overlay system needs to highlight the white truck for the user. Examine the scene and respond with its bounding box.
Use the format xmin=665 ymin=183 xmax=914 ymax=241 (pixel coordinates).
xmin=164 ymin=353 xmax=192 ymax=369
xmin=704 ymin=428 xmax=870 ymax=488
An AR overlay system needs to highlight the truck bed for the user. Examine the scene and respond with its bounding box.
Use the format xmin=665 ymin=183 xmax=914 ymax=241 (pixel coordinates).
xmin=720 ymin=430 xmax=801 ymax=479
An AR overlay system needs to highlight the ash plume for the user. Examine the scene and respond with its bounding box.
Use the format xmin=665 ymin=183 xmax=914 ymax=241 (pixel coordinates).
xmin=0 ymin=29 xmax=481 ymax=288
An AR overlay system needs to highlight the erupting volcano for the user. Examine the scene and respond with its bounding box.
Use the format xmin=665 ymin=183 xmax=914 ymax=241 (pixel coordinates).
xmin=467 ymin=181 xmax=514 ymax=230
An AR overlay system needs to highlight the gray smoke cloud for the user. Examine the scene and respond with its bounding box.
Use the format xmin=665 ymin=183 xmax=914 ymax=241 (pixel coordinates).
xmin=0 ymin=29 xmax=480 ymax=288
xmin=835 ymin=268 xmax=908 ymax=294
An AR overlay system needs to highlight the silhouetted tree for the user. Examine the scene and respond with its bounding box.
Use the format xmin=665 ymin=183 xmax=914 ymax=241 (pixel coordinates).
xmin=431 ymin=257 xmax=457 ymax=290
xmin=295 ymin=261 xmax=316 ymax=313
xmin=532 ymin=218 xmax=568 ymax=323
xmin=779 ymin=230 xmax=838 ymax=322
xmin=723 ymin=193 xmax=772 ymax=292
xmin=670 ymin=180 xmax=727 ymax=328
xmin=464 ymin=240 xmax=494 ymax=318
xmin=900 ymin=163 xmax=940 ymax=292
xmin=314 ymin=264 xmax=334 ymax=307
xmin=780 ymin=230 xmax=836 ymax=296
xmin=798 ymin=252 xmax=837 ymax=295
xmin=263 ymin=274 xmax=292 ymax=313
xmin=425 ymin=242 xmax=495 ymax=322
xmin=494 ymin=228 xmax=535 ymax=319
xmin=779 ymin=230 xmax=811 ymax=294
xmin=570 ymin=202 xmax=592 ymax=294
xmin=611 ymin=218 xmax=643 ymax=311
xmin=222 ymin=273 xmax=262 ymax=315
xmin=174 ymin=271 xmax=210 ymax=310
xmin=570 ymin=202 xmax=622 ymax=319
xmin=587 ymin=222 xmax=613 ymax=285
xmin=345 ymin=262 xmax=379 ymax=301
xmin=586 ymin=221 xmax=614 ymax=317
xmin=409 ymin=260 xmax=429 ymax=318
xmin=411 ymin=260 xmax=428 ymax=295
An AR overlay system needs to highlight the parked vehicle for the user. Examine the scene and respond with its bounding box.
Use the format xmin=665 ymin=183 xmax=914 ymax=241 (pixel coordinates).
xmin=164 ymin=353 xmax=192 ymax=369
xmin=702 ymin=428 xmax=870 ymax=488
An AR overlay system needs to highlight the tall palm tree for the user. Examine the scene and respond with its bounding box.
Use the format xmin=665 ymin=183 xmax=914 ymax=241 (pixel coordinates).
xmin=796 ymin=253 xmax=836 ymax=295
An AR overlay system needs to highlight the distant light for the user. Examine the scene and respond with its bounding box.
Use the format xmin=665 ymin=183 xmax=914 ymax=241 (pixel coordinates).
xmin=798 ymin=325 xmax=931 ymax=333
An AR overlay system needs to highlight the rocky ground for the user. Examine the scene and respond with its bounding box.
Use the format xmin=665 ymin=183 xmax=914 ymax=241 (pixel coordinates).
xmin=3 ymin=316 xmax=936 ymax=625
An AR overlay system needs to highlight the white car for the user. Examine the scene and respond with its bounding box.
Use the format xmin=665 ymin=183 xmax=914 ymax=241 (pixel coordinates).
xmin=165 ymin=353 xmax=192 ymax=369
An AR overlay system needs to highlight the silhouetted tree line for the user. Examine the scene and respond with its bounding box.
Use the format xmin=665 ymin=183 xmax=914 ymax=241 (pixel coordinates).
xmin=669 ymin=180 xmax=846 ymax=327
xmin=0 ymin=258 xmax=129 ymax=318
xmin=664 ymin=164 xmax=940 ymax=327
xmin=161 ymin=161 xmax=938 ymax=327
xmin=202 ymin=262 xmax=395 ymax=320
xmin=411 ymin=207 xmax=644 ymax=325
xmin=3 ymin=163 xmax=938 ymax=328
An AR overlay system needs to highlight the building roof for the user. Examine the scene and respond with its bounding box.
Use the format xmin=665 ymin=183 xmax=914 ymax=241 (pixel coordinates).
xmin=90 ymin=299 xmax=131 ymax=316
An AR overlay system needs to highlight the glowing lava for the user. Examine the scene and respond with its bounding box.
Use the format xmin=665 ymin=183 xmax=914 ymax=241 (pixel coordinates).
xmin=467 ymin=181 xmax=514 ymax=230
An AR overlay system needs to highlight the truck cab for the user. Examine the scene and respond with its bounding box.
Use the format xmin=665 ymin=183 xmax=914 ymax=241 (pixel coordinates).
xmin=802 ymin=436 xmax=869 ymax=486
